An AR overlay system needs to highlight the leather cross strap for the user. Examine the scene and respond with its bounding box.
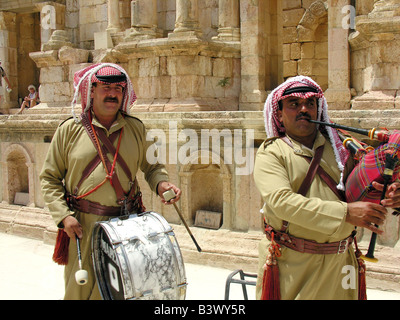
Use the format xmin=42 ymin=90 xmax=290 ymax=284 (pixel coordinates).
xmin=297 ymin=145 xmax=324 ymax=196
xmin=305 ymin=159 xmax=345 ymax=201
xmin=280 ymin=137 xmax=343 ymax=200
xmin=80 ymin=112 xmax=126 ymax=202
xmin=280 ymin=145 xmax=324 ymax=233
xmin=73 ymin=130 xmax=120 ymax=194
xmin=65 ymin=112 xmax=145 ymax=216
xmin=94 ymin=127 xmax=132 ymax=181
xmin=92 ymin=124 xmax=142 ymax=206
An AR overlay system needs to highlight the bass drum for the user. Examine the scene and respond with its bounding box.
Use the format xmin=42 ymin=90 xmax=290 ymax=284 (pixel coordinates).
xmin=92 ymin=211 xmax=187 ymax=300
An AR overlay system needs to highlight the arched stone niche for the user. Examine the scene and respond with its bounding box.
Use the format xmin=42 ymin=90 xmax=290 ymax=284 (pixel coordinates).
xmin=1 ymin=144 xmax=35 ymax=207
xmin=179 ymin=150 xmax=231 ymax=229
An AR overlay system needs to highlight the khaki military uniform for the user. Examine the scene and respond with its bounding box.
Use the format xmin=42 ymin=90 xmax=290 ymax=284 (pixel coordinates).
xmin=254 ymin=132 xmax=359 ymax=300
xmin=40 ymin=111 xmax=169 ymax=300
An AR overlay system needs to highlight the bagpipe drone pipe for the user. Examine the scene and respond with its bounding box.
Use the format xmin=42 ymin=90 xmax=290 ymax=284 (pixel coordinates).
xmin=309 ymin=120 xmax=400 ymax=262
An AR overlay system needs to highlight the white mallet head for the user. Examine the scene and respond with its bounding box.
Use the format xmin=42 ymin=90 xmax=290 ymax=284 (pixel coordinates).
xmin=75 ymin=269 xmax=89 ymax=286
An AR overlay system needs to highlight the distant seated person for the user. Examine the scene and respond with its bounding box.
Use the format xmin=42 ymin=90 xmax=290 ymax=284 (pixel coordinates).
xmin=17 ymin=85 xmax=40 ymax=114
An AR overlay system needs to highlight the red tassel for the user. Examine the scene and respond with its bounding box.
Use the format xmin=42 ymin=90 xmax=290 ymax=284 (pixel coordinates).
xmin=52 ymin=229 xmax=70 ymax=265
xmin=261 ymin=232 xmax=281 ymax=300
xmin=358 ymin=259 xmax=367 ymax=300
xmin=354 ymin=237 xmax=367 ymax=300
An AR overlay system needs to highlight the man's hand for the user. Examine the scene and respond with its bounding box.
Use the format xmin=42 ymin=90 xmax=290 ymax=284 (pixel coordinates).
xmin=157 ymin=181 xmax=181 ymax=205
xmin=372 ymin=181 xmax=400 ymax=208
xmin=346 ymin=201 xmax=387 ymax=234
xmin=62 ymin=215 xmax=83 ymax=239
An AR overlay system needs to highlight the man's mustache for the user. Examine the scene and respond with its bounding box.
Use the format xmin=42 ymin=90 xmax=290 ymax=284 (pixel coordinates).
xmin=104 ymin=97 xmax=119 ymax=103
xmin=296 ymin=113 xmax=311 ymax=121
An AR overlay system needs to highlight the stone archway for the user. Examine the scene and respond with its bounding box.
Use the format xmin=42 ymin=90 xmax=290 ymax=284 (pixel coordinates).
xmin=1 ymin=144 xmax=35 ymax=207
xmin=179 ymin=150 xmax=232 ymax=229
xmin=296 ymin=1 xmax=329 ymax=90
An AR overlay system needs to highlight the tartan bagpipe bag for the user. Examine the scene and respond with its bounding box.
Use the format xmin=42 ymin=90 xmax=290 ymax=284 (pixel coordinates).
xmin=345 ymin=130 xmax=400 ymax=204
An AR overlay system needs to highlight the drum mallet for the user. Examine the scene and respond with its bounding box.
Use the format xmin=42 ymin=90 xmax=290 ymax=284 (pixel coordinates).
xmin=163 ymin=189 xmax=202 ymax=252
xmin=75 ymin=236 xmax=89 ymax=285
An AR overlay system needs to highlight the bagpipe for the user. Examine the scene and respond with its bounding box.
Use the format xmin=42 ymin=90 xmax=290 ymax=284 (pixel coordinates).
xmin=309 ymin=120 xmax=400 ymax=263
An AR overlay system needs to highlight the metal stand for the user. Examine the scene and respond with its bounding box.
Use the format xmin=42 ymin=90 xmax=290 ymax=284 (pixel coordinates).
xmin=224 ymin=269 xmax=257 ymax=300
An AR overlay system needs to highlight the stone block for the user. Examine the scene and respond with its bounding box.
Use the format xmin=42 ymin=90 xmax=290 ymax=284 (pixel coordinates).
xmin=283 ymin=44 xmax=291 ymax=61
xmin=297 ymin=25 xmax=314 ymax=42
xmin=40 ymin=66 xmax=63 ymax=84
xmin=282 ymin=27 xmax=297 ymax=43
xmin=139 ymin=56 xmax=160 ymax=77
xmin=94 ymin=31 xmax=113 ymax=50
xmin=53 ymin=82 xmax=73 ymax=102
xmin=301 ymin=42 xmax=314 ymax=59
xmin=282 ymin=8 xmax=305 ymax=27
xmin=282 ymin=0 xmax=302 ymax=10
xmin=283 ymin=60 xmax=297 ymax=77
xmin=297 ymin=59 xmax=312 ymax=76
xmin=309 ymin=0 xmax=327 ymax=18
xmin=312 ymin=59 xmax=328 ymax=76
xmin=212 ymin=58 xmax=232 ymax=78
xmin=38 ymin=83 xmax=54 ymax=102
xmin=315 ymin=42 xmax=328 ymax=59
xmin=352 ymin=91 xmax=396 ymax=110
xmin=290 ymin=43 xmax=301 ymax=60
xmin=195 ymin=210 xmax=222 ymax=229
xmin=59 ymin=46 xmax=89 ymax=65
xmin=167 ymin=56 xmax=201 ymax=76
xmin=14 ymin=192 xmax=29 ymax=206
xmin=302 ymin=0 xmax=316 ymax=9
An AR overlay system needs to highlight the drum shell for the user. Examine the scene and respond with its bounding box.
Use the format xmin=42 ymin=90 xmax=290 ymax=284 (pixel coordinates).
xmin=92 ymin=212 xmax=187 ymax=300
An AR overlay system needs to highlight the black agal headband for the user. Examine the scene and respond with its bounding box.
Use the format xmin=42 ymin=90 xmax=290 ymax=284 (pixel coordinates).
xmin=283 ymin=85 xmax=319 ymax=96
xmin=95 ymin=73 xmax=127 ymax=83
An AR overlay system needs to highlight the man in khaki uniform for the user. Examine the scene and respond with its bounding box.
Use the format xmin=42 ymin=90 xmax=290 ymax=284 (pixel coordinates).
xmin=254 ymin=76 xmax=400 ymax=300
xmin=40 ymin=63 xmax=180 ymax=300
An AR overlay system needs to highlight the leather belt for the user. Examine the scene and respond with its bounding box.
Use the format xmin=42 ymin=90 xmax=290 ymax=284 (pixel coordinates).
xmin=264 ymin=224 xmax=355 ymax=255
xmin=66 ymin=193 xmax=138 ymax=217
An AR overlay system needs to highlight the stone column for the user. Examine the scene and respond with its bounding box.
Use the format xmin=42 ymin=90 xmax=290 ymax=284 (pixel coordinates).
xmin=169 ymin=0 xmax=202 ymax=39
xmin=324 ymin=0 xmax=351 ymax=110
xmin=0 ymin=11 xmax=17 ymax=112
xmin=0 ymin=160 xmax=9 ymax=204
xmin=125 ymin=0 xmax=159 ymax=40
xmin=239 ymin=0 xmax=267 ymax=110
xmin=213 ymin=0 xmax=240 ymax=41
xmin=349 ymin=0 xmax=400 ymax=109
xmin=107 ymin=0 xmax=121 ymax=33
xmin=26 ymin=162 xmax=36 ymax=207
xmin=221 ymin=172 xmax=231 ymax=229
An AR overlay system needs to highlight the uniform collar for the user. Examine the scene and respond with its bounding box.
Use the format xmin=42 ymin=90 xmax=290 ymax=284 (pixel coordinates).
xmin=285 ymin=131 xmax=326 ymax=156
xmin=90 ymin=111 xmax=126 ymax=135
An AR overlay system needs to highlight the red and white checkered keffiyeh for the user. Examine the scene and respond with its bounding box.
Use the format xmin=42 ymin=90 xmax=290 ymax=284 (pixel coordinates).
xmin=71 ymin=63 xmax=136 ymax=121
xmin=263 ymin=76 xmax=350 ymax=190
